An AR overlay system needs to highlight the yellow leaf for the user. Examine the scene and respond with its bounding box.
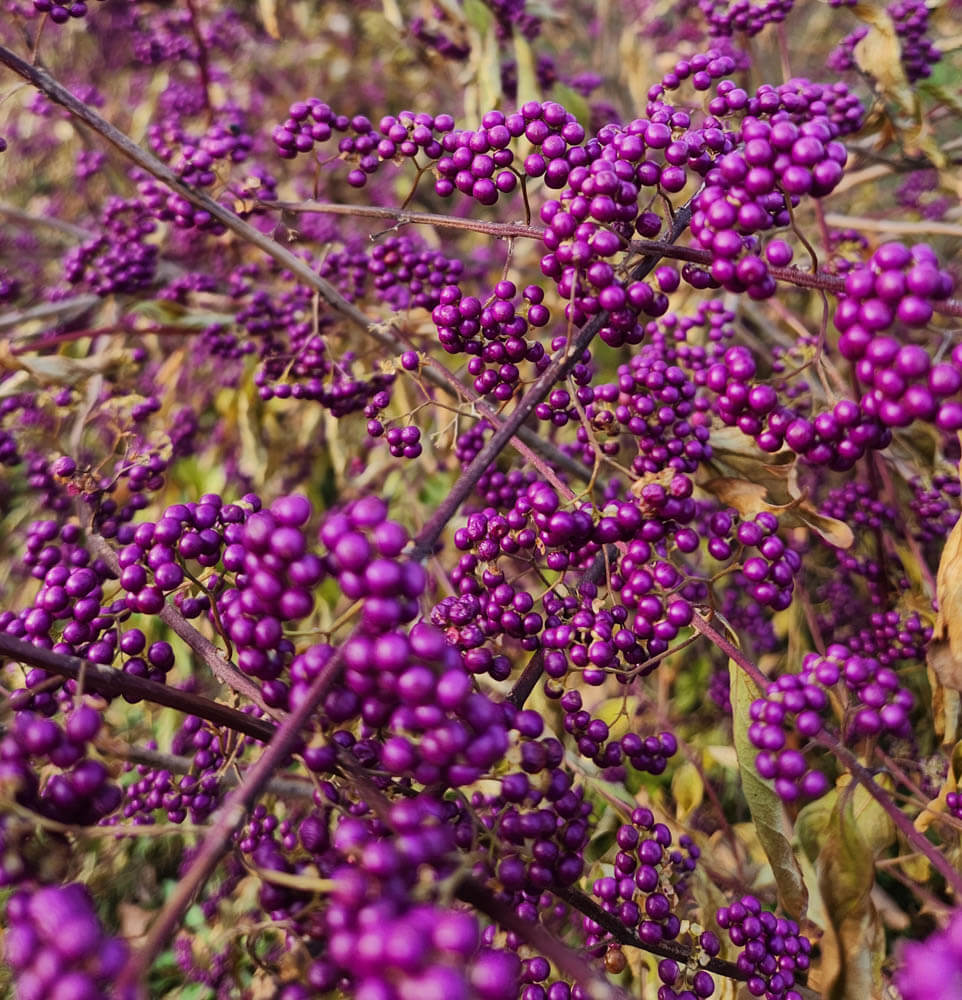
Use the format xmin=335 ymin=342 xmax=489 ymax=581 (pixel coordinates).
xmin=513 ymin=35 xmax=539 ymax=106
xmin=929 ymin=665 xmax=961 ymax=746
xmin=257 ymin=0 xmax=281 ymax=38
xmin=671 ymin=761 xmax=704 ymax=822
xmin=0 ymin=341 xmax=126 ymax=387
xmin=593 ymin=696 xmax=642 ymax=740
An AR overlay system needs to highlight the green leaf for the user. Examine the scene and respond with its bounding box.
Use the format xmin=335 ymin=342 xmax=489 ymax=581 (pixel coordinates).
xmin=462 ymin=0 xmax=493 ymax=33
xmin=730 ymin=660 xmax=808 ymax=919
xmin=795 ymin=788 xmax=838 ymax=863
xmin=817 ymin=788 xmax=885 ymax=1000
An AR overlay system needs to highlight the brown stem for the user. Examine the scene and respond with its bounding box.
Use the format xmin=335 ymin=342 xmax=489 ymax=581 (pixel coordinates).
xmin=0 ymin=294 xmax=101 ymax=332
xmin=95 ymin=740 xmax=318 ymax=800
xmin=0 ymin=200 xmax=96 ymax=239
xmin=0 ymin=632 xmax=274 ymax=742
xmin=12 ymin=323 xmax=208 ymax=353
xmin=257 ymin=201 xmax=962 ymax=319
xmin=457 ymin=879 xmax=632 ymax=1000
xmin=184 ymin=0 xmax=213 ymax=118
xmin=554 ymin=885 xmax=752 ymax=985
xmin=259 ymin=198 xmax=542 ymax=241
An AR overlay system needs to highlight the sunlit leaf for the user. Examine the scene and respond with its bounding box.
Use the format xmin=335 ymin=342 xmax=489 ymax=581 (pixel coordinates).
xmin=0 ymin=341 xmax=127 ymax=387
xmin=701 ymin=430 xmax=854 ymax=548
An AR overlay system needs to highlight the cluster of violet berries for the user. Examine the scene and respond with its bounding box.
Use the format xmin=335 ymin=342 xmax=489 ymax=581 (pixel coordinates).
xmin=748 ymin=639 xmax=915 ymax=801
xmin=587 ymin=807 xmax=704 ymax=953
xmin=559 ymin=688 xmax=679 ymax=773
xmin=32 ymin=0 xmax=106 ymax=23
xmin=716 ymin=895 xmax=812 ymax=999
xmin=835 ymin=242 xmax=961 ymax=432
xmin=62 ymin=196 xmax=157 ymax=296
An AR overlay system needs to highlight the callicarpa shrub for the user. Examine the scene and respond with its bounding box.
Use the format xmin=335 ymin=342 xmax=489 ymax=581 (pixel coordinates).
xmin=0 ymin=1 xmax=962 ymax=998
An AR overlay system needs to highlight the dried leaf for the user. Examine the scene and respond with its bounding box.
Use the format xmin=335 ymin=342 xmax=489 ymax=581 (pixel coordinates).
xmin=0 ymin=341 xmax=126 ymax=387
xmin=929 ymin=664 xmax=961 ymax=746
xmin=730 ymin=660 xmax=809 ymax=919
xmin=852 ymin=1 xmax=917 ymax=116
xmin=702 ymin=475 xmax=854 ymax=549
xmin=928 ymin=514 xmax=962 ymax=690
xmin=817 ymin=787 xmax=886 ymax=1000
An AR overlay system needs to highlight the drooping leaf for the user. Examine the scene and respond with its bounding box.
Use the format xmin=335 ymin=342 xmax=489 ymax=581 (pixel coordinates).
xmin=729 ymin=660 xmax=809 ymax=919
xmin=0 ymin=340 xmax=127 ymax=388
xmin=816 ymin=786 xmax=886 ymax=1000
xmin=257 ymin=0 xmax=281 ymax=37
xmin=461 ymin=0 xmax=493 ymax=32
xmin=851 ymin=1 xmax=917 ymax=116
xmin=795 ymin=788 xmax=838 ymax=863
xmin=928 ymin=512 xmax=962 ymax=690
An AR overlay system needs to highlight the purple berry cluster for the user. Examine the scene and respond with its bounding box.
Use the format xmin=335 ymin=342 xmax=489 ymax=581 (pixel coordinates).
xmin=691 ymin=115 xmax=846 ymax=298
xmin=432 ymin=280 xmax=550 ymax=399
xmin=32 ymin=0 xmax=105 ymax=23
xmin=587 ymin=808 xmax=703 ymax=952
xmin=835 ymin=242 xmax=960 ymax=431
xmin=698 ymin=0 xmax=793 ymax=37
xmin=895 ymin=909 xmax=962 ymax=1000
xmin=716 ymin=895 xmax=812 ymax=999
xmin=888 ymin=0 xmax=942 ymax=81
xmin=749 ymin=639 xmax=915 ymax=800
xmin=702 ymin=341 xmax=892 ymax=470
xmin=132 ymin=108 xmax=257 ymax=231
xmin=560 ymin=689 xmax=679 ymax=772
xmin=62 ymin=197 xmax=158 ymax=296
xmin=272 ymin=103 xmax=452 ymax=188
xmin=3 ymin=883 xmax=130 ymax=1000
